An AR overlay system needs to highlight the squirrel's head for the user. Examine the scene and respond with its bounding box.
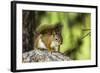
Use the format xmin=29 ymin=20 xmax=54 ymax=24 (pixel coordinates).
xmin=52 ymin=31 xmax=62 ymax=45
xmin=37 ymin=23 xmax=63 ymax=44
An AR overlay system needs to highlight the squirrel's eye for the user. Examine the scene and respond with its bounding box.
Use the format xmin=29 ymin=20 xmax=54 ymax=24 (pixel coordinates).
xmin=55 ymin=38 xmax=58 ymax=40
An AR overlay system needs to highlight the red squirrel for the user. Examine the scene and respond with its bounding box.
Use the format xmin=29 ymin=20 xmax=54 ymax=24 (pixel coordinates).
xmin=33 ymin=24 xmax=62 ymax=52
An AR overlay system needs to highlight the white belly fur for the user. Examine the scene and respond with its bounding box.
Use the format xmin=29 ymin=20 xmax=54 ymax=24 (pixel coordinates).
xmin=50 ymin=41 xmax=59 ymax=51
xmin=37 ymin=38 xmax=59 ymax=51
xmin=37 ymin=38 xmax=47 ymax=49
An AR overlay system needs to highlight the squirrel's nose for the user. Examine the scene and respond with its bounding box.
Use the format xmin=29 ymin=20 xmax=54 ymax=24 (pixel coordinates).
xmin=60 ymin=41 xmax=62 ymax=44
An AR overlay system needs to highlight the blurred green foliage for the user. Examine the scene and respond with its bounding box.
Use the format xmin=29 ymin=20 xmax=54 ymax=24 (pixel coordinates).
xmin=33 ymin=11 xmax=91 ymax=60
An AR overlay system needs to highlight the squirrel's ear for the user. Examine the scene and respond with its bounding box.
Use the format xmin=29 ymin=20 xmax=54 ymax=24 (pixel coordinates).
xmin=55 ymin=23 xmax=62 ymax=31
xmin=33 ymin=31 xmax=39 ymax=36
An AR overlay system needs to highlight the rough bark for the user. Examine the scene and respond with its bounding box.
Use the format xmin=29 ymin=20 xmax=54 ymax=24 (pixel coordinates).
xmin=22 ymin=49 xmax=71 ymax=63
